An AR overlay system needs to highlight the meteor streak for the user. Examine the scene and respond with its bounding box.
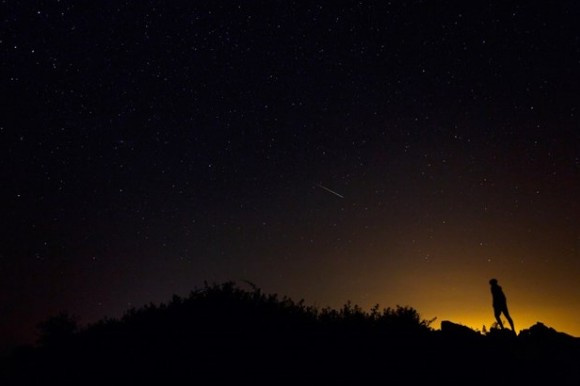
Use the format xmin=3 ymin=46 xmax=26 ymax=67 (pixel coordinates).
xmin=317 ymin=184 xmax=344 ymax=199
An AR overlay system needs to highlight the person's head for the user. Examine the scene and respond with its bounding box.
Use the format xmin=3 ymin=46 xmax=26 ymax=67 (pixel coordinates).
xmin=489 ymin=278 xmax=498 ymax=286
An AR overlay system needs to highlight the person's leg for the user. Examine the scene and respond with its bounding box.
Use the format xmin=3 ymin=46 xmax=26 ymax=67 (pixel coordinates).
xmin=494 ymin=309 xmax=504 ymax=328
xmin=503 ymin=307 xmax=515 ymax=332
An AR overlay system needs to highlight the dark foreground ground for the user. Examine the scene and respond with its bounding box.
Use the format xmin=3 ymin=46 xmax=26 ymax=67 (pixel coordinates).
xmin=2 ymin=282 xmax=579 ymax=385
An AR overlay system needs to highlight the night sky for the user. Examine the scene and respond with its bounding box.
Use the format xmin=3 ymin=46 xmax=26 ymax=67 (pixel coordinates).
xmin=2 ymin=1 xmax=579 ymax=352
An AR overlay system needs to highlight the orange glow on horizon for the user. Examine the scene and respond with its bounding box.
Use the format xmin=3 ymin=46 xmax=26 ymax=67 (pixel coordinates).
xmin=263 ymin=242 xmax=580 ymax=338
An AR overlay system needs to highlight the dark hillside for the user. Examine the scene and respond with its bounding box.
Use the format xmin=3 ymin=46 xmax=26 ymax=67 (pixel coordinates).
xmin=3 ymin=282 xmax=579 ymax=385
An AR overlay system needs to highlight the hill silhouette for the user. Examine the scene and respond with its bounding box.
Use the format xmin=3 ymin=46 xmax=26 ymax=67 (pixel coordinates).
xmin=2 ymin=281 xmax=579 ymax=385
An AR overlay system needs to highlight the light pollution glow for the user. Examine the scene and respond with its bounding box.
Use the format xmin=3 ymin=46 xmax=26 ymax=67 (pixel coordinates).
xmin=256 ymin=235 xmax=580 ymax=337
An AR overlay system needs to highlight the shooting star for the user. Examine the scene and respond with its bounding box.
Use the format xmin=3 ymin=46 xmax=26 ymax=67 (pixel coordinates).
xmin=317 ymin=184 xmax=344 ymax=199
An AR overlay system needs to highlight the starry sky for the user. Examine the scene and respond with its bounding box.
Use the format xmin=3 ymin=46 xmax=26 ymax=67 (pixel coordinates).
xmin=2 ymin=1 xmax=579 ymax=352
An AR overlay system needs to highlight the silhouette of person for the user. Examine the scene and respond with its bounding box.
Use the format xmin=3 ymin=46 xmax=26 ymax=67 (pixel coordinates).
xmin=489 ymin=278 xmax=515 ymax=332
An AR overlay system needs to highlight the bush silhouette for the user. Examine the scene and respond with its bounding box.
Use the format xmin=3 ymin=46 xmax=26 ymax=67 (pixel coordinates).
xmin=3 ymin=281 xmax=580 ymax=385
xmin=36 ymin=312 xmax=78 ymax=347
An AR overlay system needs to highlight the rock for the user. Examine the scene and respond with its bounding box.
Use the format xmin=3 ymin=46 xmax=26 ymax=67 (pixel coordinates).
xmin=440 ymin=320 xmax=481 ymax=338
